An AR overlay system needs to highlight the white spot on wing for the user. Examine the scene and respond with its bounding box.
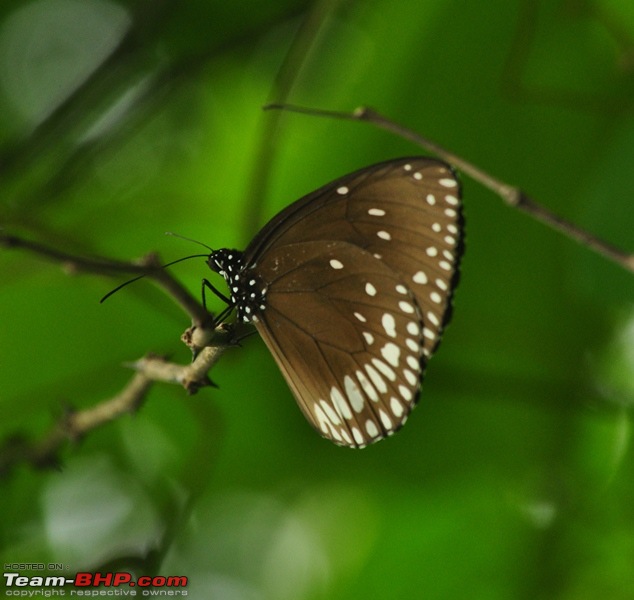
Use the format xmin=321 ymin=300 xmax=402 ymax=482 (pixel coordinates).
xmin=377 ymin=230 xmax=391 ymax=241
xmin=399 ymin=385 xmax=414 ymax=401
xmin=314 ymin=404 xmax=329 ymax=434
xmin=382 ymin=313 xmax=397 ymax=338
xmin=337 ymin=186 xmax=349 ymax=195
xmin=405 ymin=338 xmax=419 ymax=352
xmin=399 ymin=301 xmax=414 ymax=314
xmin=365 ymin=283 xmax=377 ymax=296
xmin=440 ymin=178 xmax=457 ymax=188
xmin=363 ymin=331 xmax=374 ymax=345
xmin=426 ymin=247 xmax=438 ymax=257
xmin=365 ymin=363 xmax=387 ymax=393
xmin=330 ymin=387 xmax=352 ymax=420
xmin=352 ymin=427 xmax=363 ymax=445
xmin=329 ymin=259 xmax=344 ymax=269
xmin=314 ymin=404 xmax=342 ymax=441
xmin=390 ymin=397 xmax=404 ymax=418
xmin=407 ymin=321 xmax=420 ymax=335
xmin=320 ymin=399 xmax=341 ymax=425
xmin=357 ymin=370 xmax=378 ymax=402
xmin=381 ymin=342 xmax=401 ymax=367
xmin=403 ymin=369 xmax=418 ymax=386
xmin=354 ymin=312 xmax=367 ymax=322
xmin=413 ymin=271 xmax=428 ymax=285
xmin=368 ymin=208 xmax=386 ymax=216
xmin=365 ymin=419 xmax=379 ymax=437
xmin=372 ymin=357 xmax=397 ymax=381
xmin=344 ymin=375 xmax=365 ymax=413
xmin=380 ymin=410 xmax=392 ymax=429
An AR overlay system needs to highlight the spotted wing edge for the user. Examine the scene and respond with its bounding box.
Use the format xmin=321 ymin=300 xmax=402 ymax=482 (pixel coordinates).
xmin=243 ymin=157 xmax=460 ymax=264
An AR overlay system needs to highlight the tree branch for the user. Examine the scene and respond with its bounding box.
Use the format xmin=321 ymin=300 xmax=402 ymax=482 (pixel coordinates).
xmin=0 ymin=232 xmax=211 ymax=326
xmin=0 ymin=372 xmax=152 ymax=477
xmin=264 ymin=103 xmax=634 ymax=274
xmin=0 ymin=234 xmax=242 ymax=476
xmin=129 ymin=325 xmax=238 ymax=393
xmin=0 ymin=331 xmax=241 ymax=477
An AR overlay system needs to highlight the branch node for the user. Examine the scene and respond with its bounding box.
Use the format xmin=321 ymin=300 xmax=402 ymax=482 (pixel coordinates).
xmin=137 ymin=251 xmax=162 ymax=269
xmin=60 ymin=404 xmax=84 ymax=444
xmin=183 ymin=375 xmax=214 ymax=395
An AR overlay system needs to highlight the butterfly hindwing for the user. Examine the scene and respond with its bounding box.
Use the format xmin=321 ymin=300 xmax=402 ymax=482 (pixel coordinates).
xmin=250 ymin=240 xmax=426 ymax=448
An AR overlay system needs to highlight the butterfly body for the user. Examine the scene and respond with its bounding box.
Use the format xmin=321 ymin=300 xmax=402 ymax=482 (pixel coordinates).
xmin=207 ymin=157 xmax=464 ymax=448
xmin=207 ymin=249 xmax=266 ymax=323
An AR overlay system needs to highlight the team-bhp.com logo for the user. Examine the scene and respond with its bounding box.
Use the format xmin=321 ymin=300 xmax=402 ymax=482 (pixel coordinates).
xmin=4 ymin=571 xmax=188 ymax=596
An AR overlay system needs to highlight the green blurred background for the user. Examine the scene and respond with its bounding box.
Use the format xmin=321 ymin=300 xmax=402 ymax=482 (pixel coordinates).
xmin=1 ymin=0 xmax=634 ymax=597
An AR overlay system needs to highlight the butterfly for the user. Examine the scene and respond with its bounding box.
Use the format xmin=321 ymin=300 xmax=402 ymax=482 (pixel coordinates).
xmin=206 ymin=157 xmax=463 ymax=448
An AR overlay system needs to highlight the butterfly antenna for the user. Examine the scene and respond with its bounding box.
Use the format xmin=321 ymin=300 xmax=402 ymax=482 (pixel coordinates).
xmin=100 ymin=274 xmax=147 ymax=303
xmin=100 ymin=253 xmax=209 ymax=303
xmin=165 ymin=231 xmax=214 ymax=253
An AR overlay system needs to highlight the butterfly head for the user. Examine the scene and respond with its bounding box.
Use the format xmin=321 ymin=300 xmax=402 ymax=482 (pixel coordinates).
xmin=207 ymin=248 xmax=243 ymax=278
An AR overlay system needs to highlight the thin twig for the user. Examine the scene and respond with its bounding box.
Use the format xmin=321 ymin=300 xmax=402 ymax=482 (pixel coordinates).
xmin=264 ymin=103 xmax=634 ymax=274
xmin=0 ymin=232 xmax=241 ymax=475
xmin=0 ymin=333 xmax=240 ymax=476
xmin=0 ymin=372 xmax=152 ymax=476
xmin=129 ymin=326 xmax=238 ymax=393
xmin=0 ymin=232 xmax=210 ymax=326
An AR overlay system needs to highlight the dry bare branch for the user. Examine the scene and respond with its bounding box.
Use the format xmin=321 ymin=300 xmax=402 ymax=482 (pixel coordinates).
xmin=264 ymin=103 xmax=634 ymax=274
xmin=0 ymin=372 xmax=152 ymax=476
xmin=0 ymin=232 xmax=210 ymax=326
xmin=0 ymin=234 xmax=239 ymax=476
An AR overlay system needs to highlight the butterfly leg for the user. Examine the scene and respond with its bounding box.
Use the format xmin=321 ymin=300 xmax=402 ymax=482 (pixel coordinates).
xmin=201 ymin=278 xmax=231 ymax=311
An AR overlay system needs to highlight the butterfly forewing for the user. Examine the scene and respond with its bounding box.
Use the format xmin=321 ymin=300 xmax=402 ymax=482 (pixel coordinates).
xmin=251 ymin=240 xmax=426 ymax=448
xmin=244 ymin=158 xmax=463 ymax=358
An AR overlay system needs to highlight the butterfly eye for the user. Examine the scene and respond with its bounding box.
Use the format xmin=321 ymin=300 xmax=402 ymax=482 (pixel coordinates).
xmin=211 ymin=157 xmax=463 ymax=448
